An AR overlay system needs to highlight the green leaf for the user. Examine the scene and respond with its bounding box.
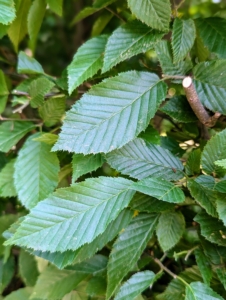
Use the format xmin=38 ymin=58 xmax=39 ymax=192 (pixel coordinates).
xmin=172 ymin=18 xmax=196 ymax=63
xmin=127 ymin=0 xmax=171 ymax=31
xmin=86 ymin=276 xmax=106 ymax=297
xmin=215 ymin=268 xmax=226 ymax=290
xmin=72 ymin=153 xmax=104 ymax=182
xmin=33 ymin=133 xmax=58 ymax=145
xmin=106 ymin=213 xmax=159 ymax=299
xmin=193 ymin=61 xmax=226 ymax=114
xmin=29 ymin=77 xmax=55 ymax=108
xmin=106 ymin=138 xmax=184 ymax=181
xmin=62 ymin=282 xmax=89 ymax=300
xmin=70 ymin=0 xmax=117 ymax=24
xmin=155 ymin=40 xmax=192 ymax=78
xmin=0 ymin=0 xmax=16 ymax=25
xmin=216 ymin=196 xmax=226 ymax=227
xmin=0 ymin=215 xmax=18 ymax=256
xmin=4 ymin=287 xmax=33 ymax=300
xmin=39 ymin=96 xmax=65 ymax=125
xmin=52 ymin=71 xmax=167 ymax=154
xmin=17 ymin=51 xmax=44 ymax=74
xmin=0 ymin=69 xmax=9 ymax=96
xmin=201 ymin=239 xmax=226 ymax=266
xmin=131 ymin=177 xmax=185 ymax=204
xmin=130 ymin=192 xmax=174 ymax=213
xmin=0 ymin=23 xmax=9 ymax=38
xmin=214 ymin=180 xmax=226 ymax=193
xmin=7 ymin=0 xmax=31 ymax=52
xmin=185 ymin=282 xmax=223 ymax=300
xmin=138 ymin=125 xmax=160 ymax=144
xmin=194 ymin=248 xmax=212 ymax=286
xmin=0 ymin=257 xmax=15 ymax=293
xmin=0 ymin=159 xmax=17 ymax=197
xmin=32 ymin=209 xmax=133 ymax=269
xmin=187 ymin=179 xmax=217 ymax=217
xmin=215 ymin=159 xmax=226 ymax=169
xmin=0 ymin=121 xmax=35 ymax=152
xmin=157 ymin=266 xmax=202 ymax=300
xmin=102 ymin=20 xmax=164 ymax=73
xmin=46 ymin=0 xmax=63 ymax=16
xmin=160 ymin=96 xmax=197 ymax=123
xmin=14 ymin=133 xmax=60 ymax=209
xmin=194 ymin=212 xmax=226 ymax=247
xmin=6 ymin=177 xmax=135 ymax=252
xmin=68 ymin=35 xmax=108 ymax=95
xmin=114 ymin=271 xmax=156 ymax=300
xmin=27 ymin=0 xmax=46 ymax=50
xmin=19 ymin=249 xmax=39 ymax=286
xmin=91 ymin=10 xmax=113 ymax=37
xmin=185 ymin=149 xmax=201 ymax=176
xmin=156 ymin=211 xmax=185 ymax=251
xmin=201 ymin=129 xmax=226 ymax=177
xmin=195 ymin=18 xmax=226 ymax=59
xmin=30 ymin=265 xmax=88 ymax=300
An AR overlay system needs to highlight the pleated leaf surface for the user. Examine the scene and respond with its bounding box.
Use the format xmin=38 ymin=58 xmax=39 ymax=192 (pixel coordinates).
xmin=5 ymin=177 xmax=135 ymax=252
xmin=52 ymin=71 xmax=167 ymax=154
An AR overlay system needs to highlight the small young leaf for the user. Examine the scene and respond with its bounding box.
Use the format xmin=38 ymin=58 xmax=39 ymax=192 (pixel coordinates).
xmin=29 ymin=77 xmax=55 ymax=108
xmin=131 ymin=177 xmax=185 ymax=203
xmin=194 ymin=248 xmax=212 ymax=286
xmin=172 ymin=18 xmax=196 ymax=63
xmin=138 ymin=125 xmax=160 ymax=144
xmin=156 ymin=211 xmax=185 ymax=251
xmin=106 ymin=213 xmax=159 ymax=299
xmin=185 ymin=282 xmax=223 ymax=300
xmin=27 ymin=0 xmax=46 ymax=50
xmin=201 ymin=129 xmax=226 ymax=177
xmin=106 ymin=138 xmax=184 ymax=181
xmin=14 ymin=133 xmax=60 ymax=209
xmin=194 ymin=212 xmax=226 ymax=247
xmin=160 ymin=96 xmax=197 ymax=123
xmin=7 ymin=0 xmax=31 ymax=52
xmin=68 ymin=35 xmax=108 ymax=95
xmin=72 ymin=153 xmax=104 ymax=182
xmin=102 ymin=20 xmax=164 ymax=73
xmin=46 ymin=0 xmax=63 ymax=16
xmin=17 ymin=51 xmax=44 ymax=74
xmin=114 ymin=271 xmax=156 ymax=300
xmin=53 ymin=71 xmax=167 ymax=154
xmin=33 ymin=133 xmax=58 ymax=145
xmin=0 ymin=159 xmax=17 ymax=197
xmin=127 ymin=0 xmax=171 ymax=31
xmin=0 ymin=121 xmax=35 ymax=152
xmin=0 ymin=0 xmax=16 ymax=25
xmin=6 ymin=177 xmax=135 ymax=252
xmin=39 ymin=96 xmax=65 ymax=125
xmin=195 ymin=17 xmax=226 ymax=59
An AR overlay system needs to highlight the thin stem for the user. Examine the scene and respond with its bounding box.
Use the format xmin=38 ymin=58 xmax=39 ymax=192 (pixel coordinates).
xmin=12 ymin=101 xmax=29 ymax=114
xmin=104 ymin=7 xmax=126 ymax=22
xmin=162 ymin=74 xmax=186 ymax=80
xmin=185 ymin=246 xmax=199 ymax=261
xmin=0 ymin=116 xmax=41 ymax=122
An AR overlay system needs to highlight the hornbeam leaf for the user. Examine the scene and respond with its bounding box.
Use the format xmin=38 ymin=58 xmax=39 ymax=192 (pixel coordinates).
xmin=131 ymin=177 xmax=185 ymax=203
xmin=0 ymin=121 xmax=35 ymax=152
xmin=127 ymin=0 xmax=171 ymax=31
xmin=32 ymin=209 xmax=133 ymax=269
xmin=68 ymin=35 xmax=108 ymax=95
xmin=29 ymin=77 xmax=55 ymax=108
xmin=52 ymin=71 xmax=167 ymax=154
xmin=39 ymin=96 xmax=65 ymax=126
xmin=172 ymin=18 xmax=196 ymax=63
xmin=14 ymin=133 xmax=60 ymax=209
xmin=185 ymin=282 xmax=223 ymax=300
xmin=193 ymin=61 xmax=226 ymax=114
xmin=46 ymin=0 xmax=63 ymax=16
xmin=194 ymin=212 xmax=226 ymax=247
xmin=30 ymin=265 xmax=88 ymax=300
xmin=106 ymin=138 xmax=184 ymax=181
xmin=102 ymin=20 xmax=164 ymax=73
xmin=106 ymin=213 xmax=159 ymax=299
xmin=215 ymin=159 xmax=226 ymax=169
xmin=0 ymin=159 xmax=17 ymax=198
xmin=0 ymin=0 xmax=16 ymax=25
xmin=201 ymin=129 xmax=226 ymax=177
xmin=195 ymin=18 xmax=226 ymax=59
xmin=188 ymin=179 xmax=218 ymax=217
xmin=17 ymin=51 xmax=44 ymax=75
xmin=156 ymin=211 xmax=185 ymax=251
xmin=5 ymin=177 xmax=135 ymax=252
xmin=72 ymin=153 xmax=104 ymax=182
xmin=114 ymin=271 xmax=156 ymax=300
xmin=194 ymin=248 xmax=212 ymax=286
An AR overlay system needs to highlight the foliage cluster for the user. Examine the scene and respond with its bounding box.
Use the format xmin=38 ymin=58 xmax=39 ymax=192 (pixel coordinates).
xmin=1 ymin=0 xmax=226 ymax=299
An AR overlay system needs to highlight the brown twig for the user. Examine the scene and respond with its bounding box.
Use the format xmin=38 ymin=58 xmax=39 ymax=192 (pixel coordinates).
xmin=0 ymin=116 xmax=41 ymax=122
xmin=183 ymin=77 xmax=221 ymax=127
